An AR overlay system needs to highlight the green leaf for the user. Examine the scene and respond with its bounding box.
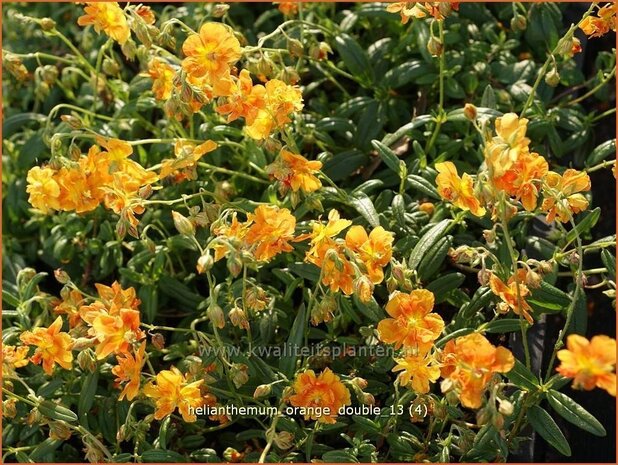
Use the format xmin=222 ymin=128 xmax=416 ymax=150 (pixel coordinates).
xmin=78 ymin=371 xmax=98 ymax=426
xmin=350 ymin=192 xmax=380 ymax=227
xmin=141 ymin=449 xmax=187 ymax=463
xmin=372 ymin=140 xmax=401 ymax=175
xmin=601 ymin=249 xmax=616 ymax=279
xmin=138 ymin=284 xmax=158 ymax=323
xmin=528 ymin=281 xmax=571 ymax=314
xmin=547 ymin=389 xmax=606 ymax=437
xmin=565 ymin=208 xmax=600 ymax=246
xmin=37 ymin=400 xmax=78 ymax=423
xmin=279 ymin=304 xmax=307 ymax=378
xmin=322 ymin=450 xmax=359 ymax=463
xmin=481 ymin=85 xmax=496 ymax=109
xmin=381 ymin=115 xmax=433 ymax=146
xmin=322 ymin=150 xmax=367 ymax=181
xmin=426 ymin=272 xmax=465 ymax=302
xmin=334 ymin=33 xmax=373 ymax=84
xmin=506 ymin=359 xmax=539 ymax=390
xmin=384 ymin=60 xmax=431 ymax=88
xmin=417 ymin=235 xmax=452 ymax=280
xmin=29 ymin=439 xmax=63 ymax=462
xmin=435 ymin=327 xmax=474 ymax=348
xmin=405 ymin=175 xmax=440 ymax=199
xmin=528 ymin=405 xmax=571 ymax=456
xmin=408 ymin=219 xmax=452 ymax=270
xmin=482 ymin=319 xmax=524 ymax=334
xmin=587 ymin=139 xmax=616 ymax=166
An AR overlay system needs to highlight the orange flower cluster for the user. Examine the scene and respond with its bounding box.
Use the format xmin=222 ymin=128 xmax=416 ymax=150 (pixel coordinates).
xmin=436 ymin=113 xmax=591 ymax=223
xmin=441 ymin=333 xmax=515 ymax=408
xmin=26 ymin=138 xmax=157 ymax=235
xmin=211 ymin=204 xmax=296 ymax=264
xmin=377 ymin=289 xmax=443 ymax=394
xmin=2 ymin=344 xmax=30 ymax=378
xmin=580 ymin=4 xmax=616 ymax=38
xmin=160 ymin=140 xmax=218 ymax=182
xmin=386 ymin=2 xmax=459 ymax=24
xmin=557 ymin=334 xmax=616 ymax=396
xmin=298 ymin=210 xmax=394 ymax=303
xmin=288 ymin=368 xmax=351 ymax=424
xmin=266 ymin=149 xmax=323 ymax=195
xmin=147 ymin=22 xmax=303 ymax=138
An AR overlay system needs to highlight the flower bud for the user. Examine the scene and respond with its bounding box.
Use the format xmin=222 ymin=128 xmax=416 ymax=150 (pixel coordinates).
xmin=287 ymin=38 xmax=304 ymax=58
xmin=354 ymin=275 xmax=374 ymax=303
xmin=197 ymin=253 xmax=214 ymax=274
xmin=151 ymin=332 xmax=165 ymax=350
xmin=54 ymin=269 xmax=70 ymax=284
xmin=525 ymin=269 xmax=542 ymax=289
xmin=102 ymin=58 xmax=120 ymax=76
xmin=498 ymin=399 xmax=514 ymax=416
xmin=418 ymin=202 xmax=435 ymax=216
xmin=121 ymin=38 xmax=137 ymax=61
xmin=310 ymin=293 xmax=337 ymax=325
xmin=230 ymin=363 xmax=249 ymax=388
xmin=510 ymin=14 xmax=527 ymax=32
xmin=545 ymin=67 xmax=560 ymax=87
xmin=273 ymin=431 xmax=294 ymax=450
xmin=361 ymin=392 xmax=375 ymax=405
xmin=227 ymin=253 xmax=243 ymax=277
xmin=427 ymin=36 xmax=443 ymax=56
xmin=253 ymin=384 xmax=272 ymax=398
xmin=172 ymin=211 xmax=195 ymax=236
xmin=280 ymin=66 xmax=300 ymax=85
xmin=3 ymin=399 xmax=17 ymax=418
xmin=40 ymin=17 xmax=56 ymax=31
xmin=478 ymin=269 xmax=491 ymax=286
xmin=212 ymin=3 xmax=230 ymax=18
xmin=49 ymin=421 xmax=72 ymax=440
xmin=223 ymin=447 xmax=244 ymax=462
xmin=351 ymin=377 xmax=368 ymax=390
xmin=483 ymin=228 xmax=496 ymax=246
xmin=229 ymin=306 xmax=249 ymax=330
xmin=208 ymin=304 xmax=225 ymax=329
xmin=463 ymin=103 xmax=478 ymax=121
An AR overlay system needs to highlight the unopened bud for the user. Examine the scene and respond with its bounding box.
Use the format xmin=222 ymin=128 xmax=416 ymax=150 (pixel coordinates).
xmin=273 ymin=431 xmax=294 ymax=450
xmin=253 ymin=384 xmax=272 ymax=398
xmin=60 ymin=114 xmax=82 ymax=129
xmin=478 ymin=269 xmax=491 ymax=286
xmin=483 ymin=228 xmax=496 ymax=245
xmin=172 ymin=211 xmax=195 ymax=236
xmin=510 ymin=14 xmax=527 ymax=32
xmin=354 ymin=275 xmax=374 ymax=303
xmin=212 ymin=3 xmax=230 ymax=18
xmin=361 ymin=392 xmax=375 ymax=405
xmin=229 ymin=306 xmax=249 ymax=330
xmin=197 ymin=253 xmax=214 ymax=274
xmin=418 ymin=202 xmax=435 ymax=216
xmin=223 ymin=447 xmax=243 ymax=462
xmin=54 ymin=269 xmax=70 ymax=284
xmin=151 ymin=333 xmax=165 ymax=350
xmin=49 ymin=421 xmax=71 ymax=440
xmin=230 ymin=363 xmax=249 ymax=388
xmin=525 ymin=269 xmax=542 ymax=289
xmin=287 ymin=38 xmax=304 ymax=57
xmin=3 ymin=399 xmax=17 ymax=418
xmin=40 ymin=18 xmax=56 ymax=31
xmin=208 ymin=304 xmax=225 ymax=329
xmin=545 ymin=68 xmax=560 ymax=87
xmin=498 ymin=399 xmax=514 ymax=416
xmin=351 ymin=377 xmax=368 ymax=390
xmin=463 ymin=103 xmax=477 ymax=121
xmin=427 ymin=36 xmax=443 ymax=56
xmin=77 ymin=349 xmax=96 ymax=372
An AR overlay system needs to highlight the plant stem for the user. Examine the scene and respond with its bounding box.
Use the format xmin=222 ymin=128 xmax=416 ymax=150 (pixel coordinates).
xmin=543 ymin=215 xmax=585 ymax=382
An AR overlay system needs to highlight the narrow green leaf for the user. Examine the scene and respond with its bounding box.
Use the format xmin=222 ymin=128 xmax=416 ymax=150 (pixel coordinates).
xmin=528 ymin=405 xmax=571 ymax=456
xmin=506 ymin=359 xmax=539 ymax=390
xmin=78 ymin=371 xmax=98 ymax=426
xmin=279 ymin=304 xmax=307 ymax=377
xmin=406 ymin=174 xmax=440 ymax=199
xmin=587 ymin=139 xmax=616 ymax=166
xmin=409 ymin=219 xmax=451 ymax=270
xmin=547 ymin=389 xmax=606 ymax=437
xmin=482 ymin=319 xmax=524 ymax=334
xmin=372 ymin=140 xmax=401 ymax=174
xmin=37 ymin=400 xmax=78 ymax=423
xmin=350 ymin=192 xmax=380 ymax=227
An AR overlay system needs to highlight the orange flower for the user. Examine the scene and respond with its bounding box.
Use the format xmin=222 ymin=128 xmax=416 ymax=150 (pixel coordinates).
xmin=78 ymin=2 xmax=130 ymax=45
xmin=54 ymin=289 xmax=86 ymax=328
xmin=245 ymin=79 xmax=303 ymax=140
xmin=345 ymin=226 xmax=394 ymax=284
xmin=556 ymin=334 xmax=616 ymax=396
xmin=146 ymin=59 xmax=175 ymax=100
xmin=244 ymin=205 xmax=296 ymax=261
xmin=277 ymin=2 xmax=299 ymax=15
xmin=143 ymin=367 xmax=205 ymax=422
xmin=112 ymin=342 xmax=146 ymax=401
xmin=182 ymin=22 xmax=242 ymax=81
xmin=26 ymin=166 xmax=61 ymax=213
xmin=386 ymin=2 xmax=458 ymax=23
xmin=316 ymin=243 xmax=356 ymax=295
xmin=393 ymin=352 xmax=441 ymax=394
xmin=19 ymin=316 xmax=73 ymax=375
xmin=80 ymin=304 xmax=144 ymax=359
xmin=266 ymin=149 xmax=323 ymax=194
xmin=211 ymin=213 xmax=248 ymax=261
xmin=489 ymin=271 xmax=534 ymax=324
xmin=216 ymin=69 xmax=266 ymax=124
xmin=435 ymin=162 xmax=486 ymax=217
xmin=299 ymin=209 xmax=352 ymax=262
xmin=491 ymin=151 xmax=548 ymax=211
xmin=541 ymin=169 xmax=591 ymax=223
xmin=2 ymin=345 xmax=30 ymax=378
xmin=289 ymin=368 xmax=351 ymax=424
xmin=95 ymin=281 xmax=140 ymax=312
xmin=440 ymin=333 xmax=514 ymax=409
xmin=580 ymin=5 xmax=616 ymax=38
xmin=377 ymin=289 xmax=444 ymax=352
xmin=484 ymin=113 xmax=530 ymax=179
xmin=160 ymin=140 xmax=218 ymax=181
